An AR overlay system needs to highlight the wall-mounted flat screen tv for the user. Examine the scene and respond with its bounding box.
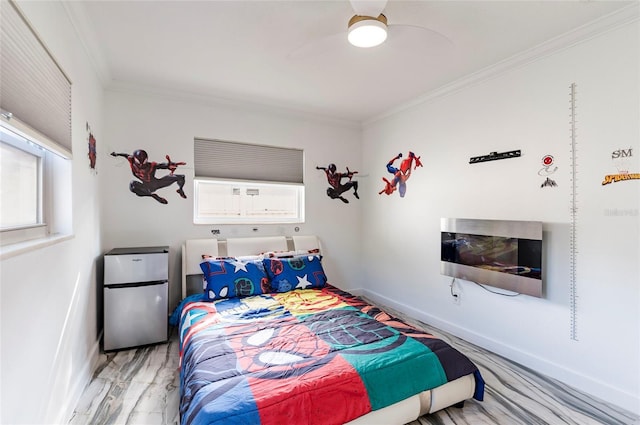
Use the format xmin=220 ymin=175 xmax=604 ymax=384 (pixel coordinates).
xmin=441 ymin=218 xmax=543 ymax=297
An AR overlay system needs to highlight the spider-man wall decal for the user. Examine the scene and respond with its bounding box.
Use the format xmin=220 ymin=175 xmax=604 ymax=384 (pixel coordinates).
xmin=378 ymin=151 xmax=423 ymax=198
xmin=110 ymin=149 xmax=187 ymax=204
xmin=316 ymin=163 xmax=359 ymax=203
xmin=86 ymin=122 xmax=97 ymax=171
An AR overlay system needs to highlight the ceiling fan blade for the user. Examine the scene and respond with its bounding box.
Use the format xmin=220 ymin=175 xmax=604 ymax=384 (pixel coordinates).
xmin=349 ymin=0 xmax=387 ymax=17
xmin=387 ymin=24 xmax=454 ymax=49
xmin=287 ymin=31 xmax=348 ymax=60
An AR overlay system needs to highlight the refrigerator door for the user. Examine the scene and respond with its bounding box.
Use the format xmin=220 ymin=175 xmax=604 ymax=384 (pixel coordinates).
xmin=104 ymin=281 xmax=168 ymax=351
xmin=104 ymin=253 xmax=168 ymax=285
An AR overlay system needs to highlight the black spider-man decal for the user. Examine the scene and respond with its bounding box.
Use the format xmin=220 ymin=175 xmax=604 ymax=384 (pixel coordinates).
xmin=110 ymin=149 xmax=187 ymax=204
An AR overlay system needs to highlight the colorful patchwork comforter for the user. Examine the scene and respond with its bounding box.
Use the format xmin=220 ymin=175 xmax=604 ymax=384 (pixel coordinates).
xmin=175 ymin=285 xmax=484 ymax=425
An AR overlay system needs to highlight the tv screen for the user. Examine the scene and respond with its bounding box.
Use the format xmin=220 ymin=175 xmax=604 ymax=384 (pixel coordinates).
xmin=441 ymin=218 xmax=543 ymax=297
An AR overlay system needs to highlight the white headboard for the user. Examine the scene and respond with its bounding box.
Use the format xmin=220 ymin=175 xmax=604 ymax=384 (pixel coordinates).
xmin=226 ymin=236 xmax=288 ymax=257
xmin=181 ymin=235 xmax=321 ymax=298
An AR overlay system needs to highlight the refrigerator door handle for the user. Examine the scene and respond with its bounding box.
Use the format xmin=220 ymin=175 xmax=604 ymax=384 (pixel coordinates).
xmin=104 ymin=280 xmax=167 ymax=289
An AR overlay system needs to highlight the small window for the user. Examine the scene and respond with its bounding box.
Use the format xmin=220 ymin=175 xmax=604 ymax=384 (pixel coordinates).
xmin=1 ymin=0 xmax=72 ymax=253
xmin=0 ymin=125 xmax=48 ymax=245
xmin=194 ymin=179 xmax=304 ymax=224
xmin=193 ymin=139 xmax=305 ymax=224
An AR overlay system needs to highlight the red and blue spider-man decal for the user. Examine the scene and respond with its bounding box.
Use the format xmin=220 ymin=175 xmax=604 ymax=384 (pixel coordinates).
xmin=379 ymin=151 xmax=423 ymax=197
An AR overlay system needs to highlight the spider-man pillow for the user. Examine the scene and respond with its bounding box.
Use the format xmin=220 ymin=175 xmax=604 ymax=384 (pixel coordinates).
xmin=263 ymin=255 xmax=327 ymax=293
xmin=200 ymin=257 xmax=270 ymax=301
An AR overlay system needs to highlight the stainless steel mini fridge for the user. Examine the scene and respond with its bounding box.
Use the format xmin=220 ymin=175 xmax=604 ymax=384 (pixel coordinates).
xmin=103 ymin=246 xmax=169 ymax=351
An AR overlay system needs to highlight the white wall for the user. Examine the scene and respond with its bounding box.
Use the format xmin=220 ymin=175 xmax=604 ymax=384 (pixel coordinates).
xmin=0 ymin=1 xmax=104 ymax=424
xmin=359 ymin=21 xmax=639 ymax=413
xmin=101 ymin=89 xmax=363 ymax=311
xmin=2 ymin=2 xmax=636 ymax=423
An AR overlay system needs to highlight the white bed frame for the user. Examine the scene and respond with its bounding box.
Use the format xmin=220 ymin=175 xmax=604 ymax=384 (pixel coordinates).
xmin=181 ymin=235 xmax=321 ymax=297
xmin=181 ymin=235 xmax=476 ymax=424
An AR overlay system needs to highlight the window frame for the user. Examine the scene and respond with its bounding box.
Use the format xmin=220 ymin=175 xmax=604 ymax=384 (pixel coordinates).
xmin=0 ymin=122 xmax=49 ymax=245
xmin=193 ymin=178 xmax=305 ymax=225
xmin=0 ymin=0 xmax=73 ymax=258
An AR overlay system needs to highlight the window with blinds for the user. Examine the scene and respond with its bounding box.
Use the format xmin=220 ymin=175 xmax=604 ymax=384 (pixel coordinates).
xmin=193 ymin=139 xmax=305 ymax=224
xmin=0 ymin=0 xmax=72 ymax=249
xmin=1 ymin=0 xmax=72 ymax=158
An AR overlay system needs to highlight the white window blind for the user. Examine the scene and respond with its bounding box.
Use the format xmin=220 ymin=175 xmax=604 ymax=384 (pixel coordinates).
xmin=194 ymin=138 xmax=304 ymax=184
xmin=0 ymin=0 xmax=72 ymax=158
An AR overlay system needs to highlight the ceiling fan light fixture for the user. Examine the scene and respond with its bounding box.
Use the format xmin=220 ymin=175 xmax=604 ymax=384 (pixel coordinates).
xmin=348 ymin=14 xmax=388 ymax=48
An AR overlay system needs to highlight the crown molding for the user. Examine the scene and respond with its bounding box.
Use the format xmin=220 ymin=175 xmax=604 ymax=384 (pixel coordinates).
xmin=60 ymin=0 xmax=359 ymax=130
xmin=60 ymin=0 xmax=637 ymax=128
xmin=365 ymin=2 xmax=639 ymax=126
xmin=60 ymin=0 xmax=358 ymax=127
xmin=61 ymin=0 xmax=111 ymax=85
xmin=105 ymin=81 xmax=361 ymax=130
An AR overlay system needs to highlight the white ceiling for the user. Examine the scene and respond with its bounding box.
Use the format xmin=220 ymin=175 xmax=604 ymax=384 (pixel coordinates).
xmin=70 ymin=0 xmax=635 ymax=122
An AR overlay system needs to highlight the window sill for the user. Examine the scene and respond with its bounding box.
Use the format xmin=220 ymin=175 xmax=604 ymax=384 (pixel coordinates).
xmin=0 ymin=233 xmax=74 ymax=261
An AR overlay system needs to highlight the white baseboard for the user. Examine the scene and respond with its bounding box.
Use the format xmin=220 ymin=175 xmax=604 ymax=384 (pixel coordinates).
xmin=360 ymin=288 xmax=640 ymax=416
xmin=346 ymin=287 xmax=364 ymax=297
xmin=59 ymin=333 xmax=103 ymax=424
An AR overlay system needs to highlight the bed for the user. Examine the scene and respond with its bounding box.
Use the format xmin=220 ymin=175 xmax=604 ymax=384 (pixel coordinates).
xmin=173 ymin=235 xmax=484 ymax=425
